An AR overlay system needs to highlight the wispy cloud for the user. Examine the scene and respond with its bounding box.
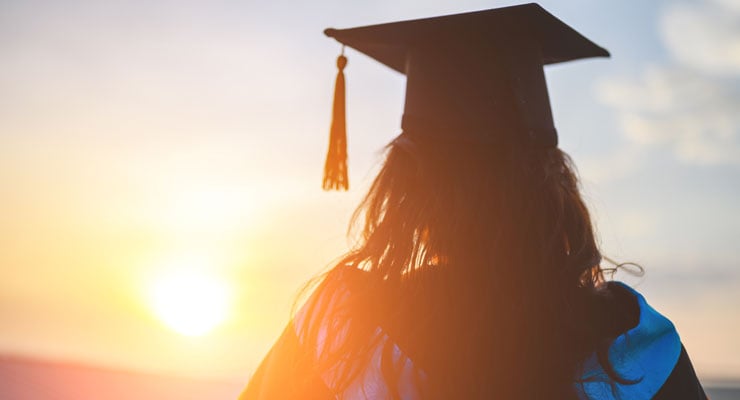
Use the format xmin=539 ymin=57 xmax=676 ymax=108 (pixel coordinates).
xmin=661 ymin=0 xmax=740 ymax=76
xmin=597 ymin=0 xmax=740 ymax=166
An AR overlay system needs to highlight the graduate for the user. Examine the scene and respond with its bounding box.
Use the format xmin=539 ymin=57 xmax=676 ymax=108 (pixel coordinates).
xmin=240 ymin=4 xmax=707 ymax=399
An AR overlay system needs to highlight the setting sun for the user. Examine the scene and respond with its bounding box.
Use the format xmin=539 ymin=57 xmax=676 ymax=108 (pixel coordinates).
xmin=150 ymin=269 xmax=231 ymax=337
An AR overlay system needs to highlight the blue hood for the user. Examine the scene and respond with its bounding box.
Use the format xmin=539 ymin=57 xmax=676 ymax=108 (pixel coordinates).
xmin=576 ymin=283 xmax=682 ymax=400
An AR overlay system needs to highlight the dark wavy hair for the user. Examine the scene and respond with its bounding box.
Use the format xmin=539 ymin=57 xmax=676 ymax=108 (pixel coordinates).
xmin=297 ymin=132 xmax=637 ymax=399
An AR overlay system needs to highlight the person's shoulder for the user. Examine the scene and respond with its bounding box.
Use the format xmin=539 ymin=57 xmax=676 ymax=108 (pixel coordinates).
xmin=293 ymin=265 xmax=371 ymax=329
xmin=293 ymin=265 xmax=427 ymax=399
xmin=313 ymin=265 xmax=372 ymax=303
xmin=576 ymin=282 xmax=706 ymax=400
xmin=605 ymin=281 xmax=678 ymax=346
xmin=329 ymin=264 xmax=372 ymax=286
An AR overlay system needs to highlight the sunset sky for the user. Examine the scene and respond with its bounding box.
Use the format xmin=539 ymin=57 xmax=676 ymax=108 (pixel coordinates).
xmin=1 ymin=0 xmax=739 ymax=385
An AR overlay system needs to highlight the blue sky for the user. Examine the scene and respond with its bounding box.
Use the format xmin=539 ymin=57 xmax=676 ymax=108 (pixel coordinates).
xmin=0 ymin=0 xmax=738 ymax=382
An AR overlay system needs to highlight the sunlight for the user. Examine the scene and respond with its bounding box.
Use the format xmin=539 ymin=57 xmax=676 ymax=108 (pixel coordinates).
xmin=159 ymin=185 xmax=254 ymax=235
xmin=150 ymin=266 xmax=231 ymax=337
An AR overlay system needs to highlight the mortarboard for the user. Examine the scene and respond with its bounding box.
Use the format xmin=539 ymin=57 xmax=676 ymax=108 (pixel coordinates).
xmin=321 ymin=3 xmax=609 ymax=191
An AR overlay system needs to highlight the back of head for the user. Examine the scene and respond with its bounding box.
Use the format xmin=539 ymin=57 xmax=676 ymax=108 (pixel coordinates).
xmin=340 ymin=134 xmax=604 ymax=398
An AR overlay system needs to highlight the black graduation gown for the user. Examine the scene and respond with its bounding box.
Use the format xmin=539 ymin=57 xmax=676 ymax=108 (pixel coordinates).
xmin=239 ymin=270 xmax=706 ymax=399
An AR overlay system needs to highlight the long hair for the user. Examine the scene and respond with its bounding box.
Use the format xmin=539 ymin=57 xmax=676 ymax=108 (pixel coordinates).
xmin=298 ymin=132 xmax=635 ymax=399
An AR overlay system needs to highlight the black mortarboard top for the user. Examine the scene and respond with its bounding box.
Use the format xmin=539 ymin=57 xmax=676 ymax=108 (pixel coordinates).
xmin=321 ymin=3 xmax=609 ymax=191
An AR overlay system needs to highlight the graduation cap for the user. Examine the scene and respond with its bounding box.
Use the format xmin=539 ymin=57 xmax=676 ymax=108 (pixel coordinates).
xmin=321 ymin=3 xmax=609 ymax=191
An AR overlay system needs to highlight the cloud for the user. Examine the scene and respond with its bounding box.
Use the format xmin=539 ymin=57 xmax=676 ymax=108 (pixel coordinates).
xmin=661 ymin=0 xmax=740 ymax=76
xmin=577 ymin=144 xmax=644 ymax=183
xmin=598 ymin=65 xmax=740 ymax=165
xmin=597 ymin=0 xmax=740 ymax=166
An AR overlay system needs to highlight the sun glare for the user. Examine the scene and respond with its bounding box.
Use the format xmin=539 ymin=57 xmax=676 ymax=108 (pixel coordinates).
xmin=150 ymin=269 xmax=231 ymax=337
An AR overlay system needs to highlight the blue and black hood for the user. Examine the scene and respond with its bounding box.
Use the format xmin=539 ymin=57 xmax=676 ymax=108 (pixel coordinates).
xmin=240 ymin=272 xmax=707 ymax=400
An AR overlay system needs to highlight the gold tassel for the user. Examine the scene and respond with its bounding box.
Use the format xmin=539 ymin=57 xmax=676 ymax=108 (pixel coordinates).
xmin=322 ymin=49 xmax=349 ymax=191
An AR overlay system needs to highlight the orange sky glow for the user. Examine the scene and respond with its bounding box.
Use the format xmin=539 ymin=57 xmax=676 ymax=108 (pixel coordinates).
xmin=1 ymin=0 xmax=739 ymax=388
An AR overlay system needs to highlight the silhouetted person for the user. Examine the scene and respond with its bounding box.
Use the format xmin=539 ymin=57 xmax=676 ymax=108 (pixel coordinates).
xmin=240 ymin=4 xmax=707 ymax=399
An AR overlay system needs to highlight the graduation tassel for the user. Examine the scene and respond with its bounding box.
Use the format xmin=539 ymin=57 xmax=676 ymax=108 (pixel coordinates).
xmin=322 ymin=48 xmax=349 ymax=191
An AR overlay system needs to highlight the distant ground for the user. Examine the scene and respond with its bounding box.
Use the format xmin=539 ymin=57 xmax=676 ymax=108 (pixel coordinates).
xmin=704 ymin=386 xmax=740 ymax=400
xmin=0 ymin=356 xmax=245 ymax=400
xmin=0 ymin=355 xmax=737 ymax=399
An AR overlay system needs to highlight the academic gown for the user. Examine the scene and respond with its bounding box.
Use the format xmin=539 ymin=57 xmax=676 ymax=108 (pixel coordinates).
xmin=239 ymin=269 xmax=707 ymax=400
